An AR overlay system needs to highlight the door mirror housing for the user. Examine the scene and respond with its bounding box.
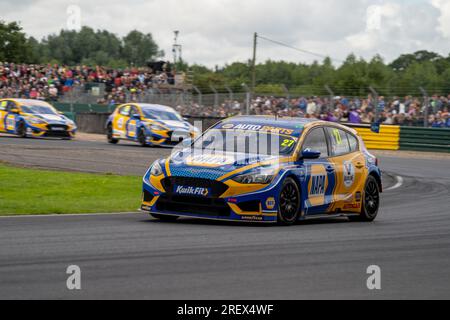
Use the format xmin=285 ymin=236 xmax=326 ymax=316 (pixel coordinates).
xmin=182 ymin=138 xmax=193 ymax=147
xmin=10 ymin=108 xmax=20 ymax=114
xmin=132 ymin=113 xmax=141 ymax=120
xmin=300 ymin=149 xmax=321 ymax=160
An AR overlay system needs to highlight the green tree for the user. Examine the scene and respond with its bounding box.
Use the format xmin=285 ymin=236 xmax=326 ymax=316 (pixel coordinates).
xmin=0 ymin=21 xmax=33 ymax=62
xmin=122 ymin=30 xmax=162 ymax=66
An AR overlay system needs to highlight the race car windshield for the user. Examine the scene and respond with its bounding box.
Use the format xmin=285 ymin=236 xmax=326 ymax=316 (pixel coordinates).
xmin=142 ymin=109 xmax=182 ymax=121
xmin=193 ymin=129 xmax=298 ymax=156
xmin=21 ymin=105 xmax=58 ymax=115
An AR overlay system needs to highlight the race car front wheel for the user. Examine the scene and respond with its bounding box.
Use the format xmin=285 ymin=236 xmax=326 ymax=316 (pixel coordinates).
xmin=351 ymin=175 xmax=380 ymax=222
xmin=138 ymin=128 xmax=148 ymax=147
xmin=278 ymin=177 xmax=300 ymax=226
xmin=107 ymin=124 xmax=119 ymax=144
xmin=16 ymin=121 xmax=27 ymax=138
xmin=151 ymin=214 xmax=179 ymax=222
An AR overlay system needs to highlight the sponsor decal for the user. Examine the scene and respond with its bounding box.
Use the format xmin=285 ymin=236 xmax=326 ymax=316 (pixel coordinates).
xmin=174 ymin=185 xmax=210 ymax=197
xmin=6 ymin=115 xmax=15 ymax=130
xmin=186 ymin=154 xmax=234 ymax=166
xmin=117 ymin=118 xmax=124 ymax=129
xmin=241 ymin=215 xmax=264 ymax=221
xmin=220 ymin=123 xmax=295 ymax=135
xmin=310 ymin=175 xmax=326 ymax=196
xmin=344 ymin=203 xmax=361 ymax=210
xmin=266 ymin=197 xmax=276 ymax=210
xmin=343 ymin=161 xmax=356 ymax=188
xmin=221 ymin=123 xmax=235 ymax=129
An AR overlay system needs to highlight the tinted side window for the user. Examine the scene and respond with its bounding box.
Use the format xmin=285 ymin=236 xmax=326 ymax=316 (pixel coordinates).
xmin=130 ymin=106 xmax=139 ymax=115
xmin=302 ymin=128 xmax=329 ymax=158
xmin=347 ymin=132 xmax=359 ymax=152
xmin=119 ymin=106 xmax=131 ymax=116
xmin=327 ymin=128 xmax=351 ymax=157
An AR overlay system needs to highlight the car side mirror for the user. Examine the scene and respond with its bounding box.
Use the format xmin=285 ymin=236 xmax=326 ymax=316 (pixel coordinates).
xmin=132 ymin=113 xmax=141 ymax=120
xmin=182 ymin=138 xmax=193 ymax=147
xmin=183 ymin=117 xmax=189 ymax=122
xmin=300 ymin=149 xmax=321 ymax=160
xmin=10 ymin=108 xmax=20 ymax=114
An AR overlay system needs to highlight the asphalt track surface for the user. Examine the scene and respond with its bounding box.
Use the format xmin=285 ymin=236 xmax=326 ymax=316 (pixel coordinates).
xmin=1 ymin=134 xmax=450 ymax=299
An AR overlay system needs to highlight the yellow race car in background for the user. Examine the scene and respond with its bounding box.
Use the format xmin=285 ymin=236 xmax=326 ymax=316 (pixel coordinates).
xmin=0 ymin=99 xmax=77 ymax=139
xmin=106 ymin=103 xmax=200 ymax=147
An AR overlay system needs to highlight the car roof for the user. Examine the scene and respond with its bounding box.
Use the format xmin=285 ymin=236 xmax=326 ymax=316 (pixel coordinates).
xmin=6 ymin=99 xmax=54 ymax=107
xmin=222 ymin=115 xmax=321 ymax=130
xmin=132 ymin=103 xmax=176 ymax=113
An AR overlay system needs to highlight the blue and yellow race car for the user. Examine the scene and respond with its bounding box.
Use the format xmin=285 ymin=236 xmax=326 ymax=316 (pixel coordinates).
xmin=0 ymin=99 xmax=77 ymax=139
xmin=141 ymin=116 xmax=382 ymax=225
xmin=106 ymin=103 xmax=200 ymax=147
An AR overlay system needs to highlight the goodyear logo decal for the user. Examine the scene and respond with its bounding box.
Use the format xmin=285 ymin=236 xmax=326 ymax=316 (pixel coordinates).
xmin=174 ymin=185 xmax=210 ymax=197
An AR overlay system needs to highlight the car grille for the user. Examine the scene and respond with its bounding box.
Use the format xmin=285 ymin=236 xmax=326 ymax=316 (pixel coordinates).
xmin=156 ymin=194 xmax=230 ymax=217
xmin=161 ymin=177 xmax=229 ymax=198
xmin=47 ymin=124 xmax=68 ymax=131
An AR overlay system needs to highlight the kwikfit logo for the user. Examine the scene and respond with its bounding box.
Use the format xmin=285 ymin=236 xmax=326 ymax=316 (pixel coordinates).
xmin=175 ymin=185 xmax=210 ymax=197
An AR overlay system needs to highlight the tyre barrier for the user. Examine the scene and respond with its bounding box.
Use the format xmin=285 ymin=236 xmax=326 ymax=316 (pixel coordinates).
xmin=399 ymin=127 xmax=450 ymax=153
xmin=345 ymin=124 xmax=401 ymax=151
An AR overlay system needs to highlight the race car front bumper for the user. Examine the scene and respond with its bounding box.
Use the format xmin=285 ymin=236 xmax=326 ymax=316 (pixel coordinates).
xmin=141 ymin=176 xmax=279 ymax=223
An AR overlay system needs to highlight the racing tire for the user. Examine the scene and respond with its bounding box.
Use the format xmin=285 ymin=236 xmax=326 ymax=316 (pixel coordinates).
xmin=151 ymin=214 xmax=179 ymax=222
xmin=138 ymin=127 xmax=148 ymax=147
xmin=350 ymin=175 xmax=380 ymax=222
xmin=16 ymin=121 xmax=27 ymax=138
xmin=107 ymin=124 xmax=119 ymax=144
xmin=277 ymin=177 xmax=301 ymax=226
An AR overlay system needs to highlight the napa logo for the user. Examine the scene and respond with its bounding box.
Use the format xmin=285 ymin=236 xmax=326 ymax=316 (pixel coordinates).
xmin=174 ymin=185 xmax=210 ymax=197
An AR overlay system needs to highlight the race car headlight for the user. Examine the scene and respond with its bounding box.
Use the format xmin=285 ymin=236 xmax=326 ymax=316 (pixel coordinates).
xmin=28 ymin=117 xmax=47 ymax=124
xmin=150 ymin=162 xmax=164 ymax=177
xmin=150 ymin=124 xmax=166 ymax=131
xmin=232 ymin=169 xmax=276 ymax=185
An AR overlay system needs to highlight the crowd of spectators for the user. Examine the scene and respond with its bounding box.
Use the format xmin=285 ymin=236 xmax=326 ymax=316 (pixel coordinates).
xmin=176 ymin=95 xmax=450 ymax=128
xmin=1 ymin=61 xmax=449 ymax=128
xmin=0 ymin=61 xmax=178 ymax=105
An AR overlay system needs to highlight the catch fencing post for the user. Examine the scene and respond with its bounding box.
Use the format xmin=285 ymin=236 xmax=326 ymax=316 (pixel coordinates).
xmin=325 ymin=85 xmax=334 ymax=112
xmin=419 ymin=87 xmax=429 ymax=128
xmin=242 ymin=83 xmax=251 ymax=115
xmin=209 ymin=85 xmax=219 ymax=108
xmin=225 ymin=85 xmax=234 ymax=102
xmin=369 ymin=86 xmax=380 ymax=123
xmin=193 ymin=86 xmax=203 ymax=106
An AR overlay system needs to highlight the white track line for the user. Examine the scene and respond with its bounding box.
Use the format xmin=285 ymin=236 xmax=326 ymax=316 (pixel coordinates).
xmin=385 ymin=176 xmax=404 ymax=192
xmin=0 ymin=212 xmax=141 ymax=219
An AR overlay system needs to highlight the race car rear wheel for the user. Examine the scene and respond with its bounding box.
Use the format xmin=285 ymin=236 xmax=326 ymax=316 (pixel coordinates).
xmin=278 ymin=177 xmax=300 ymax=226
xmin=151 ymin=214 xmax=179 ymax=222
xmin=351 ymin=175 xmax=380 ymax=222
xmin=138 ymin=128 xmax=148 ymax=147
xmin=107 ymin=124 xmax=119 ymax=144
xmin=16 ymin=121 xmax=27 ymax=138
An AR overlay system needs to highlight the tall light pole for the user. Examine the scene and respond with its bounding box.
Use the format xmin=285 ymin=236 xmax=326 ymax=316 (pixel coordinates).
xmin=172 ymin=31 xmax=182 ymax=66
xmin=251 ymin=32 xmax=258 ymax=99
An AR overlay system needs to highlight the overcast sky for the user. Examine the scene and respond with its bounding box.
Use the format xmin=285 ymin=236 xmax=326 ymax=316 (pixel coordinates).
xmin=1 ymin=0 xmax=449 ymax=67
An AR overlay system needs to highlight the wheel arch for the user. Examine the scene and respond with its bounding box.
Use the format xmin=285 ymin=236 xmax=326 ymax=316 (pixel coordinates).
xmin=368 ymin=170 xmax=383 ymax=193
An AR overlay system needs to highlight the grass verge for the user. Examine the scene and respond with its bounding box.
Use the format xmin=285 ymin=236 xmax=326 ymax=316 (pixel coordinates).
xmin=0 ymin=164 xmax=142 ymax=216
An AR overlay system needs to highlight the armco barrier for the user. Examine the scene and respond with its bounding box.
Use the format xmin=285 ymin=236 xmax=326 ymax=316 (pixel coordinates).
xmin=75 ymin=113 xmax=111 ymax=134
xmin=400 ymin=127 xmax=450 ymax=153
xmin=345 ymin=124 xmax=400 ymax=150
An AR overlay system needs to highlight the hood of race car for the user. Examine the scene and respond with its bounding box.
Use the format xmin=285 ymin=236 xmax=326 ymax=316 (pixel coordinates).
xmin=26 ymin=113 xmax=70 ymax=125
xmin=166 ymin=150 xmax=285 ymax=181
xmin=151 ymin=119 xmax=192 ymax=131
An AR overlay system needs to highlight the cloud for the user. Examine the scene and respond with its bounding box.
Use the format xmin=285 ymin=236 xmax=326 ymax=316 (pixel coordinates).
xmin=0 ymin=0 xmax=448 ymax=67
